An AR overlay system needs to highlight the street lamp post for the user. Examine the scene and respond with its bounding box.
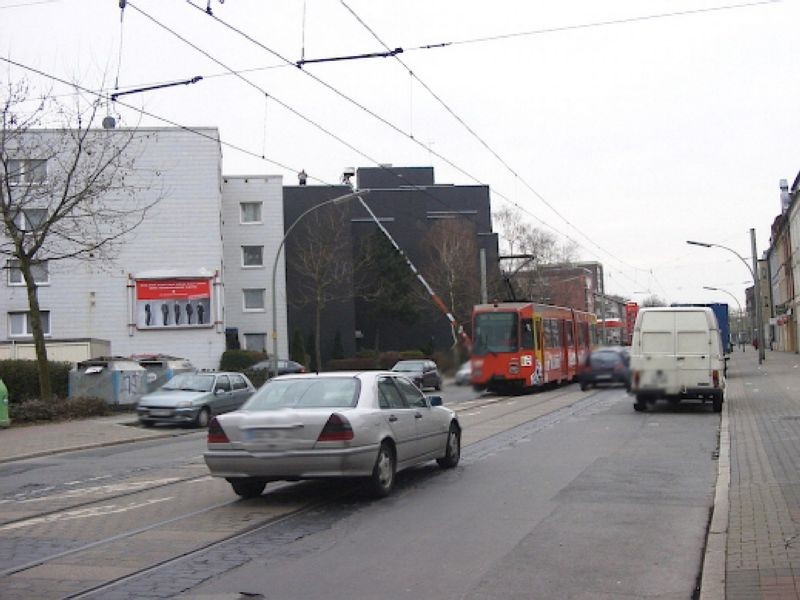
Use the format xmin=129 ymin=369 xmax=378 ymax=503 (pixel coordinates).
xmin=703 ymin=285 xmax=743 ymax=351
xmin=687 ymin=229 xmax=764 ymax=363
xmin=270 ymin=189 xmax=370 ymax=379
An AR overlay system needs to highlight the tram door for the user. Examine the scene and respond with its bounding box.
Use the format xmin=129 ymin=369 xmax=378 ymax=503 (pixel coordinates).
xmin=532 ymin=316 xmax=544 ymax=385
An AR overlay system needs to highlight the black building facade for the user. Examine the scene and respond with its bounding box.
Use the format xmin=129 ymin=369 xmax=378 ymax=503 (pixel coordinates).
xmin=283 ymin=166 xmax=499 ymax=365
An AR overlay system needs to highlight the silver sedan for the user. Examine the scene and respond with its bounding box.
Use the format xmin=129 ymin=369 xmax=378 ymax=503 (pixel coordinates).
xmin=203 ymin=371 xmax=461 ymax=498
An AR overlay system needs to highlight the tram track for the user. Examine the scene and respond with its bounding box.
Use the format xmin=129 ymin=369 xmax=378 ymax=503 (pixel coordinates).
xmin=0 ymin=383 xmax=601 ymax=600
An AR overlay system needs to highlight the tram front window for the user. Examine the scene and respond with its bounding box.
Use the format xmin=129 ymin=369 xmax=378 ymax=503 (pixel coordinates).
xmin=473 ymin=312 xmax=518 ymax=355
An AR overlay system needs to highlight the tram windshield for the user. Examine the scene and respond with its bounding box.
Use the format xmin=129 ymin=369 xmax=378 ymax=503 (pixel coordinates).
xmin=473 ymin=312 xmax=518 ymax=355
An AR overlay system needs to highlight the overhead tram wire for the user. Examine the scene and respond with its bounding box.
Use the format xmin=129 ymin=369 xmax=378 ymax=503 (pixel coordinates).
xmin=338 ymin=0 xmax=637 ymax=276
xmin=404 ymin=0 xmax=783 ymax=51
xmin=0 ymin=56 xmax=335 ymax=188
xmin=164 ymin=2 xmax=559 ymax=240
xmin=183 ymin=0 xmax=648 ymax=288
xmin=178 ymin=1 xmax=632 ymax=275
xmin=155 ymin=3 xmax=643 ymax=291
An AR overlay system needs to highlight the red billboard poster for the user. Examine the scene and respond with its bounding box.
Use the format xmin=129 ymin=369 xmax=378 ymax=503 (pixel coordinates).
xmin=135 ymin=279 xmax=213 ymax=329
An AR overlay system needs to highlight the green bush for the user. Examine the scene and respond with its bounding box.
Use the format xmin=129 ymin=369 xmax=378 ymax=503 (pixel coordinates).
xmin=0 ymin=359 xmax=71 ymax=403
xmin=243 ymin=367 xmax=268 ymax=388
xmin=219 ymin=350 xmax=267 ymax=372
xmin=59 ymin=396 xmax=110 ymax=420
xmin=326 ymin=357 xmax=381 ymax=371
xmin=9 ymin=396 xmax=109 ymax=424
xmin=9 ymin=399 xmax=56 ymax=422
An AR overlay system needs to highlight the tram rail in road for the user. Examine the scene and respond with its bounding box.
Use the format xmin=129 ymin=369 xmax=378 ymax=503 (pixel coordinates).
xmin=0 ymin=382 xmax=600 ymax=600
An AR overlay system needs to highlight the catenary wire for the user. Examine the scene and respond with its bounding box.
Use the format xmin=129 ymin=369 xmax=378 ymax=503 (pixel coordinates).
xmin=181 ymin=0 xmax=650 ymax=292
xmin=338 ymin=0 xmax=639 ymax=275
xmin=405 ymin=0 xmax=783 ymax=51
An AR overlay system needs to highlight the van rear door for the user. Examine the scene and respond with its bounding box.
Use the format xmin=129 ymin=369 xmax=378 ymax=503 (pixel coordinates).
xmin=638 ymin=311 xmax=678 ymax=391
xmin=675 ymin=311 xmax=714 ymax=391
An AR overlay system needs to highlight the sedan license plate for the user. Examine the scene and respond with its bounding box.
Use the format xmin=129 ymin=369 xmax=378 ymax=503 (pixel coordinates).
xmin=595 ymin=374 xmax=612 ymax=380
xmin=149 ymin=409 xmax=172 ymax=417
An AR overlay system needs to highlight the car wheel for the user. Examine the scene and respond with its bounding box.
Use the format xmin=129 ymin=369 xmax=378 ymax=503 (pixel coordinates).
xmin=437 ymin=424 xmax=461 ymax=469
xmin=229 ymin=478 xmax=266 ymax=499
xmin=435 ymin=380 xmax=442 ymax=391
xmin=579 ymin=381 xmax=590 ymax=391
xmin=195 ymin=407 xmax=210 ymax=428
xmin=368 ymin=442 xmax=396 ymax=498
xmin=140 ymin=420 xmax=155 ymax=428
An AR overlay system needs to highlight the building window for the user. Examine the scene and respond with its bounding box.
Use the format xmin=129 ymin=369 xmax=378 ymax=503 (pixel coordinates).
xmin=7 ymin=259 xmax=49 ymax=285
xmin=242 ymin=288 xmax=265 ymax=311
xmin=15 ymin=208 xmax=48 ymax=232
xmin=240 ymin=202 xmax=262 ymax=224
xmin=9 ymin=310 xmax=50 ymax=337
xmin=8 ymin=159 xmax=47 ymax=185
xmin=242 ymin=245 xmax=264 ymax=267
xmin=244 ymin=333 xmax=266 ymax=352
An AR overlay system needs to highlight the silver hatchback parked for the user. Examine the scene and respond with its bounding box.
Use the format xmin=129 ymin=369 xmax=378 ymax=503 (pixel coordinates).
xmin=137 ymin=371 xmax=256 ymax=428
xmin=203 ymin=371 xmax=461 ymax=498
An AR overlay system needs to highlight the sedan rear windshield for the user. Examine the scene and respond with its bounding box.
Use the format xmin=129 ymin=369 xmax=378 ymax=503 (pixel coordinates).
xmin=243 ymin=378 xmax=360 ymax=411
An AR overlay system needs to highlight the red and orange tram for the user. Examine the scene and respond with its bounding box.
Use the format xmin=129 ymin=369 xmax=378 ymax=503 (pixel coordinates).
xmin=470 ymin=302 xmax=597 ymax=394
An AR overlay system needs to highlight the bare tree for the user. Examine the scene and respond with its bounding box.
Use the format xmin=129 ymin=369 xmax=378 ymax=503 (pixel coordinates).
xmin=288 ymin=204 xmax=355 ymax=370
xmin=0 ymin=80 xmax=157 ymax=400
xmin=418 ymin=219 xmax=481 ymax=349
xmin=640 ymin=294 xmax=667 ymax=307
xmin=493 ymin=206 xmax=578 ymax=300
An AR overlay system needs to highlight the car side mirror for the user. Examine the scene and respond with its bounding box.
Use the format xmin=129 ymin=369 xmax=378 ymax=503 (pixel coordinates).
xmin=428 ymin=396 xmax=443 ymax=407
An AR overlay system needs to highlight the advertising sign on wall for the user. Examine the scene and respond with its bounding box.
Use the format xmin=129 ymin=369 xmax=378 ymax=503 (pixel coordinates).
xmin=135 ymin=279 xmax=213 ymax=329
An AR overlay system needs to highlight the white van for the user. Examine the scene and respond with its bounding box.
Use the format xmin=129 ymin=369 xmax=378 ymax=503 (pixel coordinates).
xmin=628 ymin=307 xmax=726 ymax=412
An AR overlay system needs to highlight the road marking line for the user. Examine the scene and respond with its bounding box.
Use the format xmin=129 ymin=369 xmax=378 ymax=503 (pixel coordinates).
xmin=0 ymin=497 xmax=174 ymax=531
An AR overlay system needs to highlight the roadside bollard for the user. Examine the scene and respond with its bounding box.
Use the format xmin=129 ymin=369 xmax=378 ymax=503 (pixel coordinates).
xmin=0 ymin=378 xmax=9 ymax=427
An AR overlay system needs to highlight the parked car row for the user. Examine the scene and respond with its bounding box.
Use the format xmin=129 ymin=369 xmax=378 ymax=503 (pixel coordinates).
xmin=136 ymin=359 xmax=445 ymax=430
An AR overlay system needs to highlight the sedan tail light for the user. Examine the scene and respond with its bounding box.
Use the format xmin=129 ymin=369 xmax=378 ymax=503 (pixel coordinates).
xmin=317 ymin=413 xmax=354 ymax=442
xmin=208 ymin=417 xmax=230 ymax=444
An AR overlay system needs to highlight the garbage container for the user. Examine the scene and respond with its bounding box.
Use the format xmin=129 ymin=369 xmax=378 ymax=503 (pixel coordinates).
xmin=69 ymin=357 xmax=148 ymax=406
xmin=0 ymin=377 xmax=9 ymax=427
xmin=130 ymin=354 xmax=195 ymax=393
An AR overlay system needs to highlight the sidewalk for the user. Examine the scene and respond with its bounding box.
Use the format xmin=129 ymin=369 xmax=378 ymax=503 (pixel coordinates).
xmin=0 ymin=412 xmax=184 ymax=464
xmin=719 ymin=349 xmax=800 ymax=599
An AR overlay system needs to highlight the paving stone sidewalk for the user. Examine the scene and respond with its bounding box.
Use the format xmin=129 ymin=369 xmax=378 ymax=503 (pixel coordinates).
xmin=0 ymin=412 xmax=179 ymax=463
xmin=725 ymin=349 xmax=800 ymax=599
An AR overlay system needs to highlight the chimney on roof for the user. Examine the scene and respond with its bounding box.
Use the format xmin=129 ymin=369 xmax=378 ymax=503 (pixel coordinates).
xmin=780 ymin=178 xmax=790 ymax=213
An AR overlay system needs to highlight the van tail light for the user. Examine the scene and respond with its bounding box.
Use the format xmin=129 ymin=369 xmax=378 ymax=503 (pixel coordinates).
xmin=208 ymin=417 xmax=230 ymax=444
xmin=712 ymin=370 xmax=720 ymax=388
xmin=317 ymin=413 xmax=354 ymax=442
xmin=633 ymin=371 xmax=640 ymax=388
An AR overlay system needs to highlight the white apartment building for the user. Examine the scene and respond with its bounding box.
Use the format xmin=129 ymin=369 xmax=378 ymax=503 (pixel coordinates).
xmin=221 ymin=175 xmax=288 ymax=358
xmin=2 ymin=127 xmax=229 ymax=369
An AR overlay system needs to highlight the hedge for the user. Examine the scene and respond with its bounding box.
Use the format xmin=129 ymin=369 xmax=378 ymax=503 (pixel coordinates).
xmin=10 ymin=396 xmax=109 ymax=424
xmin=219 ymin=349 xmax=267 ymax=372
xmin=0 ymin=359 xmax=71 ymax=403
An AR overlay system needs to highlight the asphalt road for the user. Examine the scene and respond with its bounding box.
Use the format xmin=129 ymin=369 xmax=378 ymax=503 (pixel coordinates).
xmin=0 ymin=382 xmax=720 ymax=600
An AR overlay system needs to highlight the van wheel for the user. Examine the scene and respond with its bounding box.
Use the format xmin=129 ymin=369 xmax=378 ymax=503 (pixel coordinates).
xmin=712 ymin=394 xmax=723 ymax=413
xmin=634 ymin=395 xmax=647 ymax=412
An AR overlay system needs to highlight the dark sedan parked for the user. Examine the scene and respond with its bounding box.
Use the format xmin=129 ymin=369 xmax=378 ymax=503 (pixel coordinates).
xmin=578 ymin=347 xmax=631 ymax=391
xmin=250 ymin=359 xmax=307 ymax=376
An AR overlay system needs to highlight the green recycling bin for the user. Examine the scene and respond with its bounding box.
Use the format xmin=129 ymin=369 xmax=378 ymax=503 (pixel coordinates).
xmin=0 ymin=378 xmax=8 ymax=428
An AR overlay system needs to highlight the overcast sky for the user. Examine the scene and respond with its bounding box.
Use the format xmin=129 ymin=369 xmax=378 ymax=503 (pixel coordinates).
xmin=2 ymin=0 xmax=798 ymax=310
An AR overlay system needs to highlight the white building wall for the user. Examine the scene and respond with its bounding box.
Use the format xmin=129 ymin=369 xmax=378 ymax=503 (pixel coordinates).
xmin=221 ymin=176 xmax=287 ymax=359
xmin=2 ymin=128 xmax=226 ymax=369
